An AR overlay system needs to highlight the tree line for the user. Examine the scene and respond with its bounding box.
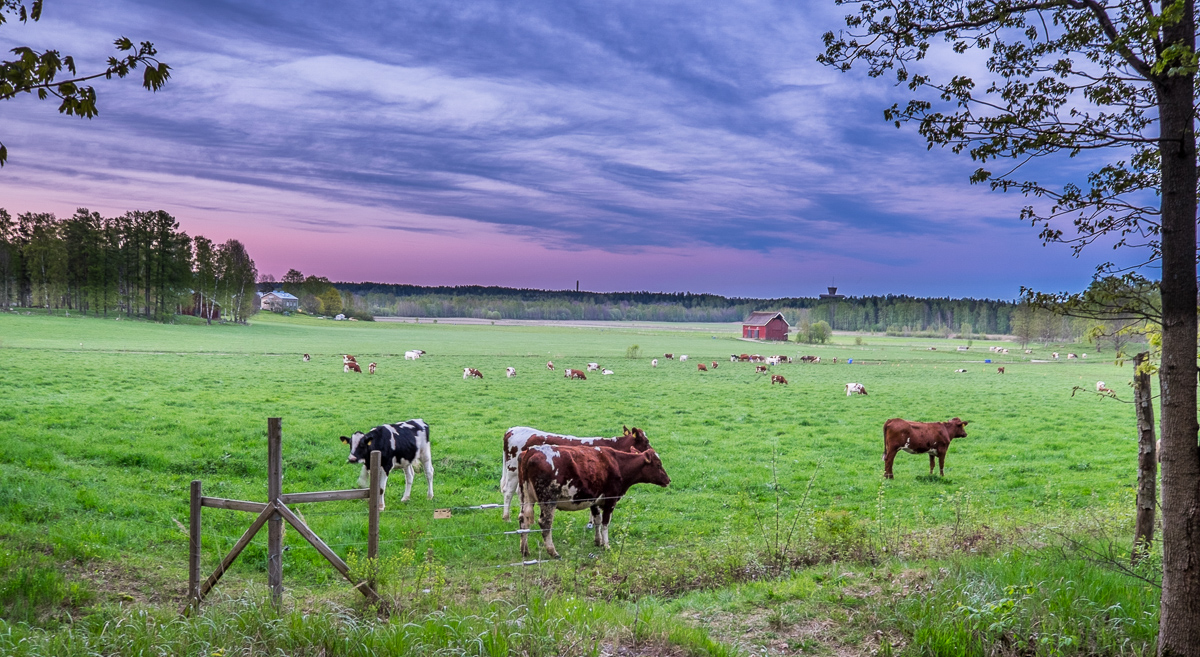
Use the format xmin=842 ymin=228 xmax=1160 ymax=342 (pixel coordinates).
xmin=0 ymin=208 xmax=258 ymax=322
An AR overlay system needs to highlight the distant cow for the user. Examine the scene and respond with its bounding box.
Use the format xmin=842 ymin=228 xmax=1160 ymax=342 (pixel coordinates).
xmin=1025 ymin=349 xmax=1033 ymax=354
xmin=771 ymin=375 xmax=787 ymax=385
xmin=928 ymin=347 xmax=937 ymax=351
xmin=997 ymin=367 xmax=1005 ymax=374
xmin=664 ymin=353 xmax=674 ymax=360
xmin=845 ymin=382 xmax=867 ymax=395
xmin=739 ymin=354 xmax=752 ymax=362
xmin=518 ymin=445 xmax=670 ymax=557
xmin=506 ymin=367 xmax=517 ymax=378
xmin=882 ymin=417 xmax=969 ymax=478
xmin=340 ymin=419 xmax=433 ymax=509
xmin=766 ymin=356 xmax=782 ymax=365
xmin=464 ymin=367 xmax=483 ymax=379
xmin=697 ymin=363 xmax=708 ymax=371
xmin=547 ymin=360 xmax=555 ymax=370
xmin=1052 ymin=352 xmax=1060 ymax=359
xmin=405 ymin=350 xmax=421 ymax=360
xmin=711 ymin=361 xmax=719 ymax=369
xmin=955 ymin=369 xmax=968 ymax=373
xmin=652 ymin=359 xmax=658 ymax=368
xmin=587 ymin=363 xmax=600 ymax=371
xmin=1097 ymin=381 xmax=1113 ymax=393
xmin=343 ymin=354 xmax=357 ymax=364
xmin=730 ymin=354 xmax=739 ymax=362
xmin=756 ymin=365 xmax=769 ymax=373
xmin=368 ymin=362 xmax=377 ymax=374
xmin=1067 ymin=353 xmax=1078 ymax=359
xmin=1081 ymin=353 xmax=1087 ymax=359
xmin=302 ymin=354 xmax=310 ymax=362
xmin=680 ymin=355 xmax=689 ymax=362
xmin=565 ymin=368 xmax=587 ymax=380
xmin=800 ymin=355 xmax=819 ymax=363
xmin=344 ymin=361 xmax=362 ymax=373
xmin=500 ymin=426 xmax=653 ymax=521
xmin=602 ymin=368 xmax=614 ymax=375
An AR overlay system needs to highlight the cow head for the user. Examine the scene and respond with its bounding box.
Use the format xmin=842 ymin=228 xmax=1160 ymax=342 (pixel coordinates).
xmin=340 ymin=429 xmax=379 ymax=464
xmin=621 ymin=426 xmax=652 ymax=451
xmin=948 ymin=418 xmax=969 ymax=439
xmin=638 ymin=449 xmax=671 ymax=487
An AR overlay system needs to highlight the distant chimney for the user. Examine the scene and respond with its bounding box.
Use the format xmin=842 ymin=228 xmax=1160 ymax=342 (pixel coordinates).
xmin=827 ymin=286 xmax=838 ymax=296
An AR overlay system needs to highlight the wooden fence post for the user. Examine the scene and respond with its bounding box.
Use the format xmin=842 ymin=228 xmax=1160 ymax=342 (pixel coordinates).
xmin=368 ymin=450 xmax=381 ymax=565
xmin=1133 ymin=352 xmax=1157 ymax=564
xmin=188 ymin=480 xmax=202 ymax=612
xmin=267 ymin=417 xmax=283 ymax=606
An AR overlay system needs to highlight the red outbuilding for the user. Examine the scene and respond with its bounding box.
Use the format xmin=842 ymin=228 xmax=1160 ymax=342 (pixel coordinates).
xmin=743 ymin=311 xmax=789 ymax=340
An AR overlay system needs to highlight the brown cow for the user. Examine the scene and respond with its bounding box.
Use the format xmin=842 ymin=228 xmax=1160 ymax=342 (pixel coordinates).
xmin=755 ymin=365 xmax=769 ymax=373
xmin=997 ymin=367 xmax=1004 ymax=374
xmin=343 ymin=354 xmax=357 ymax=363
xmin=882 ymin=417 xmax=969 ymax=479
xmin=500 ymin=426 xmax=652 ymax=521
xmin=697 ymin=363 xmax=708 ymax=371
xmin=518 ymin=445 xmax=670 ymax=557
xmin=771 ymin=375 xmax=787 ymax=385
xmin=664 ymin=353 xmax=674 ymax=359
xmin=565 ymin=368 xmax=587 ymax=380
xmin=368 ymin=362 xmax=377 ymax=374
xmin=344 ymin=361 xmax=362 ymax=373
xmin=463 ymin=367 xmax=483 ymax=379
xmin=711 ymin=361 xmax=719 ymax=369
xmin=738 ymin=354 xmax=751 ymax=362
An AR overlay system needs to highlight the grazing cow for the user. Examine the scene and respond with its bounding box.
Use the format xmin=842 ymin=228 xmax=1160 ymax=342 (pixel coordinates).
xmin=756 ymin=365 xmax=769 ymax=373
xmin=1025 ymin=349 xmax=1033 ymax=354
xmin=739 ymin=354 xmax=752 ymax=362
xmin=547 ymin=360 xmax=555 ymax=370
xmin=730 ymin=354 xmax=739 ymax=362
xmin=697 ymin=363 xmax=708 ymax=371
xmin=750 ymin=355 xmax=764 ymax=362
xmin=500 ymin=426 xmax=653 ymax=521
xmin=344 ymin=361 xmax=362 ymax=373
xmin=368 ymin=362 xmax=377 ymax=375
xmin=340 ymin=419 xmax=434 ymax=509
xmin=518 ymin=445 xmax=670 ymax=557
xmin=1097 ymin=381 xmax=1113 ymax=393
xmin=664 ymin=353 xmax=674 ymax=360
xmin=955 ymin=369 xmax=968 ymax=373
xmin=652 ymin=359 xmax=658 ymax=368
xmin=302 ymin=354 xmax=311 ymax=362
xmin=711 ymin=361 xmax=719 ymax=369
xmin=680 ymin=355 xmax=689 ymax=362
xmin=882 ymin=417 xmax=969 ymax=478
xmin=800 ymin=355 xmax=819 ymax=363
xmin=771 ymin=374 xmax=787 ymax=385
xmin=997 ymin=367 xmax=1005 ymax=374
xmin=506 ymin=367 xmax=517 ymax=378
xmin=587 ymin=363 xmax=600 ymax=371
xmin=405 ymin=350 xmax=421 ymax=360
xmin=464 ymin=367 xmax=483 ymax=379
xmin=565 ymin=368 xmax=587 ymax=380
xmin=602 ymin=368 xmax=614 ymax=375
xmin=845 ymin=382 xmax=867 ymax=395
xmin=1052 ymin=352 xmax=1060 ymax=359
xmin=1067 ymin=353 xmax=1078 ymax=359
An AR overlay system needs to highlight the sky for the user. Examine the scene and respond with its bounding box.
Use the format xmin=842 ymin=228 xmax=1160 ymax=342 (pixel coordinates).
xmin=0 ymin=0 xmax=1147 ymax=299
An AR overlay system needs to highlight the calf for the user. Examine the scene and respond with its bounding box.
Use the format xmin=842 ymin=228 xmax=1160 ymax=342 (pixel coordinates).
xmin=506 ymin=367 xmax=517 ymax=378
xmin=302 ymin=353 xmax=310 ymax=362
xmin=883 ymin=417 xmax=969 ymax=478
xmin=845 ymin=382 xmax=867 ymax=395
xmin=547 ymin=360 xmax=555 ymax=370
xmin=565 ymin=368 xmax=587 ymax=380
xmin=500 ymin=425 xmax=652 ymax=521
xmin=368 ymin=362 xmax=377 ymax=374
xmin=771 ymin=374 xmax=787 ymax=385
xmin=340 ymin=419 xmax=434 ymax=509
xmin=602 ymin=369 xmax=614 ymax=375
xmin=697 ymin=363 xmax=708 ymax=371
xmin=587 ymin=363 xmax=600 ymax=371
xmin=464 ymin=367 xmax=483 ymax=379
xmin=997 ymin=367 xmax=1004 ymax=374
xmin=344 ymin=361 xmax=362 ymax=373
xmin=518 ymin=445 xmax=670 ymax=557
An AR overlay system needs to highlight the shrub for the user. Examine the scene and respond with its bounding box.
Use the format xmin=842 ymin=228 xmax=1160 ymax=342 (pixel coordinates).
xmin=626 ymin=344 xmax=641 ymax=359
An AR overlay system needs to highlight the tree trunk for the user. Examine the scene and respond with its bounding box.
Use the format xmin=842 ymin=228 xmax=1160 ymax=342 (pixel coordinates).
xmin=1133 ymin=351 xmax=1157 ymax=564
xmin=1155 ymin=24 xmax=1200 ymax=653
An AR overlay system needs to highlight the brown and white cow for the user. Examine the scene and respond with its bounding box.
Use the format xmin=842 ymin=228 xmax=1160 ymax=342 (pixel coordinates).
xmin=771 ymin=374 xmax=787 ymax=385
xmin=547 ymin=360 xmax=555 ymax=370
xmin=845 ymin=382 xmax=867 ymax=395
xmin=500 ymin=426 xmax=652 ymax=521
xmin=1067 ymin=353 xmax=1078 ymax=359
xmin=343 ymin=354 xmax=357 ymax=364
xmin=697 ymin=363 xmax=708 ymax=371
xmin=302 ymin=353 xmax=311 ymax=362
xmin=882 ymin=417 xmax=969 ymax=478
xmin=463 ymin=367 xmax=483 ymax=379
xmin=518 ymin=445 xmax=670 ymax=557
xmin=711 ymin=361 xmax=719 ymax=369
xmin=738 ymin=354 xmax=751 ymax=362
xmin=506 ymin=367 xmax=517 ymax=378
xmin=800 ymin=355 xmax=819 ymax=363
xmin=368 ymin=362 xmax=377 ymax=374
xmin=664 ymin=353 xmax=674 ymax=360
xmin=755 ymin=365 xmax=769 ymax=374
xmin=587 ymin=363 xmax=600 ymax=371
xmin=1097 ymin=381 xmax=1113 ymax=393
xmin=565 ymin=368 xmax=587 ymax=380
xmin=652 ymin=359 xmax=658 ymax=368
xmin=344 ymin=361 xmax=362 ymax=373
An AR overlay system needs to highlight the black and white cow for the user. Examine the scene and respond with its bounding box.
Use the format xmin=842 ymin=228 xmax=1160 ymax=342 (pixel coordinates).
xmin=340 ymin=419 xmax=434 ymax=510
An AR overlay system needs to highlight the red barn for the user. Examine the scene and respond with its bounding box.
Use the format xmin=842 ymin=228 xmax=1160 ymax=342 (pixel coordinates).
xmin=743 ymin=311 xmax=789 ymax=340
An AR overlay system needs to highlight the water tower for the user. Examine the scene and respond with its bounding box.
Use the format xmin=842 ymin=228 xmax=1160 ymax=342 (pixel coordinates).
xmin=818 ymin=287 xmax=845 ymax=327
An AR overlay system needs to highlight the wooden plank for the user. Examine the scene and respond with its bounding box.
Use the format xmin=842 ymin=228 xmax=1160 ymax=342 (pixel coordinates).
xmin=279 ymin=489 xmax=370 ymax=504
xmin=267 ymin=417 xmax=283 ymax=606
xmin=368 ymin=450 xmax=380 ymax=564
xmin=274 ymin=501 xmax=381 ymax=603
xmin=201 ymin=497 xmax=268 ymax=513
xmin=186 ymin=480 xmax=202 ymax=613
xmin=197 ymin=503 xmax=276 ymax=601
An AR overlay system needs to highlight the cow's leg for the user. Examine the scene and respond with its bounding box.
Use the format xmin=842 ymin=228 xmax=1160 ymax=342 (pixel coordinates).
xmin=400 ymin=463 xmax=415 ymax=502
xmin=883 ymin=447 xmax=897 ymax=479
xmin=502 ymin=468 xmax=517 ymax=522
xmin=519 ymin=482 xmax=536 ymax=557
xmin=928 ymin=453 xmax=936 ymax=476
xmin=356 ymin=463 xmax=369 ymax=489
xmin=423 ymin=451 xmax=435 ymax=500
xmin=599 ymin=505 xmax=616 ymax=548
xmin=937 ymin=449 xmax=947 ymax=477
xmin=377 ymin=471 xmax=388 ymax=511
xmin=592 ymin=507 xmax=603 ymax=545
xmin=539 ymin=504 xmax=559 ymax=558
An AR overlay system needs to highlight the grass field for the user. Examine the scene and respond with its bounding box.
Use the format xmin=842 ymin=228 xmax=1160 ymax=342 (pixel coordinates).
xmin=0 ymin=311 xmax=1159 ymax=655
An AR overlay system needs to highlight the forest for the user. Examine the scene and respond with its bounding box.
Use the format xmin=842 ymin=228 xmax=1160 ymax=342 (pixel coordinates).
xmin=0 ymin=208 xmax=259 ymax=322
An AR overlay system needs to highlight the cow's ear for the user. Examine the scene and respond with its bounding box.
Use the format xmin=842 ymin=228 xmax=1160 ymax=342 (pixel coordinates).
xmin=623 ymin=425 xmax=631 ymax=435
xmin=340 ymin=436 xmax=350 ymax=444
xmin=962 ymin=420 xmax=969 ymax=426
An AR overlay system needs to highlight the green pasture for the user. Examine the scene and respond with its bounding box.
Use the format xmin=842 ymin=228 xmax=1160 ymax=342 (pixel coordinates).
xmin=0 ymin=312 xmax=1143 ymax=612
